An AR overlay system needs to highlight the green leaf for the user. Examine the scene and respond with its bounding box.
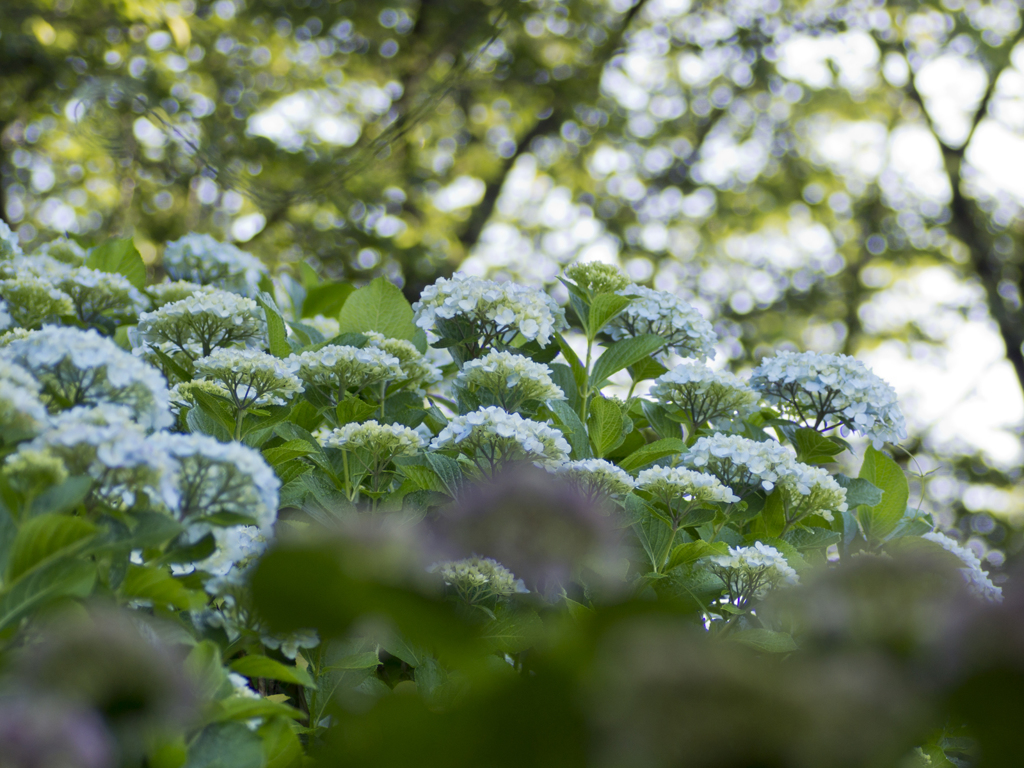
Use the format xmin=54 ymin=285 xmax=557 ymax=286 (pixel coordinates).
xmin=856 ymin=446 xmax=910 ymax=542
xmin=586 ymin=293 xmax=631 ymax=339
xmin=641 ymin=400 xmax=682 ymax=441
xmin=210 ymin=698 xmax=305 ymax=723
xmin=554 ymin=333 xmax=587 ymax=401
xmin=185 ymin=723 xmax=264 ymax=768
xmin=256 ymin=292 xmax=291 ymax=358
xmin=323 ymin=650 xmax=381 ymax=671
xmin=617 ymin=438 xmax=686 ymax=473
xmin=186 ymin=407 xmax=232 ymax=442
xmin=587 ymin=396 xmax=623 ymax=458
xmin=85 ymin=237 xmax=146 ymax=289
xmin=7 ymin=514 xmax=97 ymax=582
xmin=302 ymin=282 xmax=354 ymax=319
xmin=728 ymin=628 xmax=799 ymax=654
xmin=546 ymin=400 xmax=593 ymax=459
xmin=763 ymin=489 xmax=786 ymax=537
xmin=784 ymin=527 xmax=842 ymax=550
xmin=121 ymin=564 xmax=207 ymax=611
xmin=259 ymin=717 xmax=303 ymax=768
xmin=627 ymin=355 xmax=669 ymax=383
xmin=589 ymin=334 xmax=664 ymax=388
xmin=337 ymin=276 xmax=416 ymax=340
xmin=834 ymin=474 xmax=883 ymax=508
xmin=0 ymin=558 xmax=95 ymax=633
xmin=624 ymin=494 xmax=674 ymax=572
xmin=262 ymin=440 xmax=315 ymax=468
xmin=186 ymin=641 xmax=227 ymax=701
xmin=792 ymin=428 xmax=844 ymax=464
xmin=336 ymin=395 xmax=379 ymax=426
xmin=547 ymin=363 xmax=579 ymax=411
xmin=398 ymin=464 xmax=447 ymax=493
xmin=481 ymin=607 xmax=544 ymax=653
xmin=27 ymin=476 xmax=93 ymax=517
xmin=424 ymin=453 xmax=463 ymax=498
xmin=665 ymin=540 xmax=728 ymax=571
xmin=230 ymin=655 xmax=317 ymax=689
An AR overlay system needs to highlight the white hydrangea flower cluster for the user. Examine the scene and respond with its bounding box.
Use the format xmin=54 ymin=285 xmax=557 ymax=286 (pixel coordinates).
xmin=0 ymin=362 xmax=50 ymax=438
xmin=606 ymin=285 xmax=717 ymax=361
xmin=708 ymin=541 xmax=800 ymax=600
xmin=684 ymin=434 xmax=800 ymax=493
xmin=636 ymin=465 xmax=740 ymax=504
xmin=147 ymin=280 xmax=216 ymax=309
xmin=922 ymin=531 xmax=1003 ymax=603
xmin=0 ymin=275 xmax=74 ymax=328
xmin=563 ymin=261 xmax=632 ymax=296
xmin=288 ymin=344 xmax=403 ymax=399
xmin=2 ymin=326 xmax=173 ymax=431
xmin=549 ymin=458 xmax=637 ymax=500
xmin=162 ymin=233 xmax=268 ymax=296
xmin=434 ymin=557 xmax=519 ymax=603
xmin=150 ymin=432 xmax=279 ymax=527
xmin=0 ymin=220 xmax=23 ymax=260
xmin=413 ymin=272 xmax=567 ymax=348
xmin=455 ymin=350 xmax=564 ymax=408
xmin=33 ymin=236 xmax=89 ymax=265
xmin=168 ymin=380 xmax=231 ymax=413
xmin=750 ymin=351 xmax=907 ymax=448
xmin=23 ymin=405 xmax=180 ymax=511
xmin=54 ymin=266 xmax=150 ymax=324
xmin=135 ymin=290 xmax=267 ymax=361
xmin=1 ymin=447 xmax=69 ymax=496
xmin=194 ymin=348 xmax=304 ymax=409
xmin=684 ymin=434 xmax=847 ymax=522
xmin=430 ymin=405 xmax=571 ymax=470
xmin=650 ymin=363 xmax=759 ymax=425
xmin=316 ymin=420 xmax=424 ymax=457
xmin=364 ymin=331 xmax=442 ymax=395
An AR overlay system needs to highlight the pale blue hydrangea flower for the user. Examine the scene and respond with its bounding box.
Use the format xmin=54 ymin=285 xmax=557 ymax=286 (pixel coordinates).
xmin=0 ymin=220 xmax=23 ymax=260
xmin=413 ymin=272 xmax=568 ymax=350
xmin=650 ymin=362 xmax=759 ymax=425
xmin=606 ymin=284 xmax=717 ymax=361
xmin=430 ymin=405 xmax=571 ymax=471
xmin=134 ymin=289 xmax=267 ymax=360
xmin=549 ymin=458 xmax=637 ymax=500
xmin=922 ymin=531 xmax=1002 ymax=603
xmin=2 ymin=326 xmax=173 ymax=431
xmin=23 ymin=405 xmax=179 ymax=511
xmin=708 ymin=541 xmax=800 ymax=601
xmin=162 ymin=233 xmax=268 ymax=296
xmin=636 ymin=465 xmax=740 ymax=504
xmin=455 ymin=349 xmax=564 ymax=410
xmin=750 ymin=350 xmax=907 ymax=448
xmin=194 ymin=348 xmax=304 ymax=409
xmin=150 ymin=432 xmax=279 ymax=526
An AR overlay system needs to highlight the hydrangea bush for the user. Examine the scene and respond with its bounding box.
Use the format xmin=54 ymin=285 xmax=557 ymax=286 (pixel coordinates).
xmin=0 ymin=233 xmax=1010 ymax=768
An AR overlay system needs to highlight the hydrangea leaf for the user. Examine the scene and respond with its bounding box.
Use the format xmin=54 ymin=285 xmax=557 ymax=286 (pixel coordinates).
xmin=587 ymin=396 xmax=624 ymax=457
xmin=617 ymin=438 xmax=686 ymax=473
xmin=0 ymin=558 xmax=96 ymax=633
xmin=728 ymin=628 xmax=799 ymax=654
xmin=586 ymin=293 xmax=631 ymax=340
xmin=793 ymin=428 xmax=845 ymax=464
xmin=856 ymin=446 xmax=909 ymax=542
xmin=230 ymin=654 xmax=317 ymax=689
xmin=86 ymin=237 xmax=146 ymax=289
xmin=255 ymin=292 xmax=291 ymax=358
xmin=589 ymin=334 xmax=664 ymax=388
xmin=302 ymin=282 xmax=354 ymax=319
xmin=6 ymin=513 xmax=98 ymax=582
xmin=337 ymin=276 xmax=416 ymax=341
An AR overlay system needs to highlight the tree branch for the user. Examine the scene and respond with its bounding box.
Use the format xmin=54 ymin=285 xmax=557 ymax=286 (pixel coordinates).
xmin=904 ymin=36 xmax=1024 ymax=398
xmin=457 ymin=0 xmax=653 ymax=250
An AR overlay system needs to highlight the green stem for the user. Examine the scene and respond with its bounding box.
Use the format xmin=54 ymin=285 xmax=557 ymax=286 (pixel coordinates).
xmin=234 ymin=408 xmax=246 ymax=441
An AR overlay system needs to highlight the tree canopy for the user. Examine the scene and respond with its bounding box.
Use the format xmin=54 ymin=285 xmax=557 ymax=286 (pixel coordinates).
xmin=3 ymin=0 xmax=1023 ymax=563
